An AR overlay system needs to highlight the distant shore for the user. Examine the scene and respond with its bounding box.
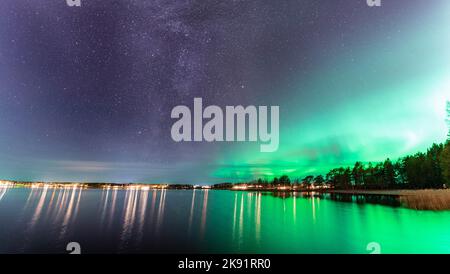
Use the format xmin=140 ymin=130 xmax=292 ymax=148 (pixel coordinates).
xmin=1 ymin=180 xmax=450 ymax=211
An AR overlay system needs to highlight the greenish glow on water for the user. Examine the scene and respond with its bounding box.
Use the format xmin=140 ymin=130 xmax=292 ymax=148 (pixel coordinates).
xmin=1 ymin=187 xmax=449 ymax=253
xmin=202 ymin=191 xmax=450 ymax=254
xmin=6 ymin=187 xmax=450 ymax=253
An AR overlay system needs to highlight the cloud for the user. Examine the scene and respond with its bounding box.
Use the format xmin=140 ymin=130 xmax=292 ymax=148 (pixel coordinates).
xmin=56 ymin=160 xmax=113 ymax=172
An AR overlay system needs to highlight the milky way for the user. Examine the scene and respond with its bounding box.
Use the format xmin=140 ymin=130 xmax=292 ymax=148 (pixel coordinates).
xmin=0 ymin=0 xmax=448 ymax=183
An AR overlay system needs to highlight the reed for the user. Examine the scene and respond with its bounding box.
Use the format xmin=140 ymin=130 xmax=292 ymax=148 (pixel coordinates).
xmin=399 ymin=189 xmax=450 ymax=210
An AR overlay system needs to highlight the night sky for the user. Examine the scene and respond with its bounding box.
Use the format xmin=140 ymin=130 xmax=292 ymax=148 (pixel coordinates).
xmin=0 ymin=0 xmax=448 ymax=184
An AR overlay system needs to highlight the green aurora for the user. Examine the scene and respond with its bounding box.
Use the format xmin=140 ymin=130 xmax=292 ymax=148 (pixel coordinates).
xmin=211 ymin=2 xmax=450 ymax=182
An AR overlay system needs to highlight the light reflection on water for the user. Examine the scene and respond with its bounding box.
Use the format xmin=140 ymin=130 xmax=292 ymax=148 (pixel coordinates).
xmin=1 ymin=188 xmax=450 ymax=254
xmin=0 ymin=184 xmax=11 ymax=202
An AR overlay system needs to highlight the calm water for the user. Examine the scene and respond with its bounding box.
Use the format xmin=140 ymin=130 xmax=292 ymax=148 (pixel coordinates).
xmin=1 ymin=186 xmax=450 ymax=254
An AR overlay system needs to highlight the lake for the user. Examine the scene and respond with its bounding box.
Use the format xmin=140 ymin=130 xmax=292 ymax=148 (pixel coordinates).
xmin=0 ymin=186 xmax=450 ymax=253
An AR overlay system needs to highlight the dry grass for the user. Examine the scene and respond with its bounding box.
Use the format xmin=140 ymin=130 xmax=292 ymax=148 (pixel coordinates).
xmin=399 ymin=189 xmax=450 ymax=210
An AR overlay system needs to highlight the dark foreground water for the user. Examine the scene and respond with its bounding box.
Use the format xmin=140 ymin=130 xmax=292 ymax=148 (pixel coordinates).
xmin=1 ymin=186 xmax=450 ymax=254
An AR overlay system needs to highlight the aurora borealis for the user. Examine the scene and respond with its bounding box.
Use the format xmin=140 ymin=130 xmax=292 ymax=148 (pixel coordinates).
xmin=0 ymin=0 xmax=448 ymax=184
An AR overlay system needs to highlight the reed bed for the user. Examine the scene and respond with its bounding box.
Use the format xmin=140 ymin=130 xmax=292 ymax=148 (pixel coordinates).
xmin=399 ymin=189 xmax=450 ymax=210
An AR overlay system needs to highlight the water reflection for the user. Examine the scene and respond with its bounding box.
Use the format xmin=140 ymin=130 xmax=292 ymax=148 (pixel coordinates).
xmin=149 ymin=190 xmax=157 ymax=228
xmin=1 ymin=188 xmax=445 ymax=254
xmin=100 ymin=188 xmax=110 ymax=224
xmin=293 ymin=193 xmax=296 ymax=223
xmin=120 ymin=188 xmax=138 ymax=247
xmin=238 ymin=192 xmax=244 ymax=247
xmin=29 ymin=186 xmax=49 ymax=229
xmin=255 ymin=192 xmax=261 ymax=243
xmin=188 ymin=189 xmax=196 ymax=235
xmin=311 ymin=195 xmax=316 ymax=222
xmin=107 ymin=189 xmax=118 ymax=230
xmin=137 ymin=189 xmax=148 ymax=242
xmin=232 ymin=192 xmax=237 ymax=242
xmin=200 ymin=190 xmax=209 ymax=239
xmin=53 ymin=188 xmax=69 ymax=223
xmin=45 ymin=189 xmax=57 ymax=218
xmin=327 ymin=193 xmax=401 ymax=207
xmin=155 ymin=189 xmax=167 ymax=237
xmin=0 ymin=184 xmax=12 ymax=202
xmin=60 ymin=187 xmax=82 ymax=238
xmin=21 ymin=186 xmax=84 ymax=248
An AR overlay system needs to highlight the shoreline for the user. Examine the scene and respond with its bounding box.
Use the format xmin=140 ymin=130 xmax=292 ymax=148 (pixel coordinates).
xmin=2 ymin=180 xmax=450 ymax=211
xmin=230 ymin=189 xmax=450 ymax=211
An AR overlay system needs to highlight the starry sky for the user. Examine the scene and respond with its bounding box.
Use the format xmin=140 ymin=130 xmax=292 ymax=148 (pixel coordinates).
xmin=0 ymin=0 xmax=449 ymax=184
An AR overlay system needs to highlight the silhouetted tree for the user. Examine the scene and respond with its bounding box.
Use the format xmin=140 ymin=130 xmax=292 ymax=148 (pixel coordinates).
xmin=383 ymin=158 xmax=396 ymax=188
xmin=272 ymin=177 xmax=280 ymax=186
xmin=302 ymin=175 xmax=314 ymax=188
xmin=279 ymin=175 xmax=291 ymax=186
xmin=441 ymin=142 xmax=450 ymax=186
xmin=352 ymin=162 xmax=365 ymax=188
xmin=425 ymin=143 xmax=444 ymax=188
xmin=393 ymin=160 xmax=406 ymax=185
xmin=314 ymin=175 xmax=325 ymax=186
xmin=343 ymin=167 xmax=352 ymax=189
xmin=326 ymin=168 xmax=339 ymax=188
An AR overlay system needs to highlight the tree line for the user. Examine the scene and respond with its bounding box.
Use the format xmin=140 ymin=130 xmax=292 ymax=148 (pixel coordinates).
xmin=230 ymin=141 xmax=449 ymax=191
xmin=325 ymin=142 xmax=449 ymax=189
